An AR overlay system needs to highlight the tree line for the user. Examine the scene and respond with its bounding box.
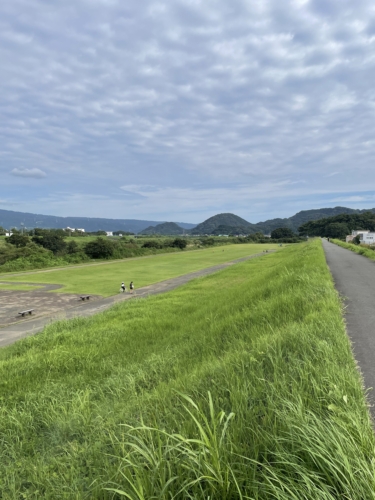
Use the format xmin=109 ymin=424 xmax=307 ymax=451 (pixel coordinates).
xmin=298 ymin=212 xmax=375 ymax=239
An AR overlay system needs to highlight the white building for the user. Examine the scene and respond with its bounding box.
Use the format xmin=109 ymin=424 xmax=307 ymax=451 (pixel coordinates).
xmin=65 ymin=227 xmax=85 ymax=233
xmin=363 ymin=233 xmax=375 ymax=244
xmin=346 ymin=230 xmax=375 ymax=244
xmin=106 ymin=231 xmax=113 ymax=236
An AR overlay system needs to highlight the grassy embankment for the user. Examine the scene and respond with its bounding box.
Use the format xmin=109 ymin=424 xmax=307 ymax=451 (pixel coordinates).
xmin=0 ymin=243 xmax=277 ymax=296
xmin=0 ymin=240 xmax=374 ymax=499
xmin=332 ymin=238 xmax=375 ymax=260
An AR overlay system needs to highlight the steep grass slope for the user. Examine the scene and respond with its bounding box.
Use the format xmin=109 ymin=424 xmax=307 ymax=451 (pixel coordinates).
xmin=0 ymin=241 xmax=373 ymax=499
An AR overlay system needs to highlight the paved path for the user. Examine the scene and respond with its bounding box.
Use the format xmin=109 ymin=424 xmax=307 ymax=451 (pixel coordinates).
xmin=322 ymin=239 xmax=375 ymax=413
xmin=0 ymin=251 xmax=272 ymax=348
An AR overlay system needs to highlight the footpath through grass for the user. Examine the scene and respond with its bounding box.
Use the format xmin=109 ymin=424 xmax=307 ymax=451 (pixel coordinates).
xmin=0 ymin=240 xmax=374 ymax=499
xmin=0 ymin=243 xmax=277 ymax=296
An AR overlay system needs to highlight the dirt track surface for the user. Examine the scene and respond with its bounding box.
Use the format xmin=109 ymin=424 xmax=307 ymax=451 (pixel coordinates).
xmin=0 ymin=251 xmax=273 ymax=347
xmin=322 ymin=239 xmax=375 ymax=415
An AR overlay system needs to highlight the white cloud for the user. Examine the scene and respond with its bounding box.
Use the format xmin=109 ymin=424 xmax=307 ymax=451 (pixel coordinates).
xmin=10 ymin=168 xmax=46 ymax=178
xmin=1 ymin=0 xmax=375 ymax=219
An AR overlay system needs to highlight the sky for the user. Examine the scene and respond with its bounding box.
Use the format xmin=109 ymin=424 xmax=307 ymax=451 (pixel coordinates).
xmin=2 ymin=0 xmax=375 ymax=224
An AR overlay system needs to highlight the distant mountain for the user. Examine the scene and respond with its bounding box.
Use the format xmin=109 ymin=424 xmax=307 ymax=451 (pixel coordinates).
xmin=0 ymin=209 xmax=196 ymax=234
xmin=210 ymin=224 xmax=251 ymax=236
xmin=190 ymin=213 xmax=252 ymax=234
xmin=2 ymin=206 xmax=374 ymax=236
xmin=189 ymin=207 xmax=375 ymax=235
xmin=251 ymin=207 xmax=375 ymax=234
xmin=139 ymin=222 xmax=186 ymax=235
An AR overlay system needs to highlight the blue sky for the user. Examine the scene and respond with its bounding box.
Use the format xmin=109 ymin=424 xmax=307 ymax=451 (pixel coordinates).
xmin=2 ymin=0 xmax=375 ymax=224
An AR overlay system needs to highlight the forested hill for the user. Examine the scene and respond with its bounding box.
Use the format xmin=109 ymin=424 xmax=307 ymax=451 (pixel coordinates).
xmin=190 ymin=213 xmax=252 ymax=234
xmin=298 ymin=211 xmax=375 ymax=238
xmin=139 ymin=222 xmax=186 ymax=235
xmin=251 ymin=207 xmax=375 ymax=234
xmin=190 ymin=207 xmax=375 ymax=235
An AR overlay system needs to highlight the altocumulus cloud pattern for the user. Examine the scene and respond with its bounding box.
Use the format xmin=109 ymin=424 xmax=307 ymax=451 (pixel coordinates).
xmin=2 ymin=0 xmax=375 ymax=222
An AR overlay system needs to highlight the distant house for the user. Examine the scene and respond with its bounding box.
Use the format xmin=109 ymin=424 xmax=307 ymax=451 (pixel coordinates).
xmin=66 ymin=227 xmax=85 ymax=234
xmin=5 ymin=232 xmax=13 ymax=237
xmin=346 ymin=230 xmax=375 ymax=244
xmin=106 ymin=231 xmax=113 ymax=237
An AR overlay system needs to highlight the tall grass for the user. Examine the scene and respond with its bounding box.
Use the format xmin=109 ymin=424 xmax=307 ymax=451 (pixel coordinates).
xmin=332 ymin=238 xmax=375 ymax=261
xmin=0 ymin=240 xmax=374 ymax=498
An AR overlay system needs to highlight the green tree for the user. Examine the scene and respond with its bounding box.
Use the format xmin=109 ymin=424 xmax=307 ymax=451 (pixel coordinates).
xmin=32 ymin=233 xmax=67 ymax=254
xmin=6 ymin=234 xmax=29 ymax=247
xmin=271 ymin=227 xmax=295 ymax=239
xmin=170 ymin=238 xmax=187 ymax=249
xmin=66 ymin=240 xmax=80 ymax=254
xmin=142 ymin=240 xmax=161 ymax=249
xmin=84 ymin=237 xmax=114 ymax=258
xmin=325 ymin=223 xmax=349 ymax=239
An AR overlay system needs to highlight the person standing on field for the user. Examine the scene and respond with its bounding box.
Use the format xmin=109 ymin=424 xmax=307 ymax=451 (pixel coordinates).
xmin=129 ymin=281 xmax=134 ymax=293
xmin=121 ymin=282 xmax=126 ymax=293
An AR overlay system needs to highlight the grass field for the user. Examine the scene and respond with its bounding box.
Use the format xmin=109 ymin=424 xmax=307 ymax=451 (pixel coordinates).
xmin=0 ymin=243 xmax=278 ymax=296
xmin=0 ymin=283 xmax=43 ymax=291
xmin=0 ymin=240 xmax=374 ymax=499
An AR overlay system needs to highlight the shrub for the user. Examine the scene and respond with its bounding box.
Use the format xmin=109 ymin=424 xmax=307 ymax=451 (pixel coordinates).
xmin=32 ymin=233 xmax=67 ymax=254
xmin=84 ymin=237 xmax=115 ymax=258
xmin=5 ymin=234 xmax=30 ymax=247
xmin=66 ymin=240 xmax=79 ymax=254
xmin=169 ymin=237 xmax=187 ymax=249
xmin=142 ymin=240 xmax=161 ymax=249
xmin=271 ymin=227 xmax=295 ymax=239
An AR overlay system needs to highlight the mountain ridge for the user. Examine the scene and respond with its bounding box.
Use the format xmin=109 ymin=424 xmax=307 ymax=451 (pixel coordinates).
xmin=190 ymin=207 xmax=375 ymax=235
xmin=139 ymin=222 xmax=186 ymax=235
xmin=1 ymin=206 xmax=375 ymax=235
xmin=0 ymin=209 xmax=196 ymax=234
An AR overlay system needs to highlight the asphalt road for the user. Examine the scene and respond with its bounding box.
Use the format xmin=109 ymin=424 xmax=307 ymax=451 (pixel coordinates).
xmin=322 ymin=239 xmax=375 ymax=413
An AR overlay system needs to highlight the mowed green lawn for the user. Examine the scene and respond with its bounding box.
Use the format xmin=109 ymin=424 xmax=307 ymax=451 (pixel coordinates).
xmin=0 ymin=244 xmax=280 ymax=296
